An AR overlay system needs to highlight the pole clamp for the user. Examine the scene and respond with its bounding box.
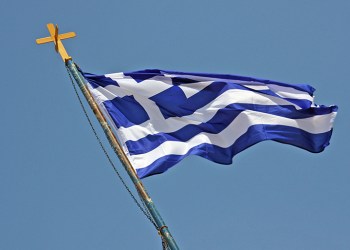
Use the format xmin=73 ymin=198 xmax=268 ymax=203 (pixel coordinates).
xmin=158 ymin=225 xmax=168 ymax=236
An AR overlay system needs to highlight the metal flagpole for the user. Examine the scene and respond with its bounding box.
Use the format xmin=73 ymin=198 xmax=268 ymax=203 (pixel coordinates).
xmin=36 ymin=23 xmax=179 ymax=250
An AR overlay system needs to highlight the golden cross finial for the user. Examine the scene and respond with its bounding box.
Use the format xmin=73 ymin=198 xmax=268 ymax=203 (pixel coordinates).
xmin=36 ymin=23 xmax=76 ymax=62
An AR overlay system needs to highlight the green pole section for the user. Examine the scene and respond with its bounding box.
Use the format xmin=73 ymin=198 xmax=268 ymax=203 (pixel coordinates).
xmin=66 ymin=60 xmax=179 ymax=250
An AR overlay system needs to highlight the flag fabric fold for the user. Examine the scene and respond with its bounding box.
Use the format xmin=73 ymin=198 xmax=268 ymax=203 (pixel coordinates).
xmin=80 ymin=69 xmax=338 ymax=178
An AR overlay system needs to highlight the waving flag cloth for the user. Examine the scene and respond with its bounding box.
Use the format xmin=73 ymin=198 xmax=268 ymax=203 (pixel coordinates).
xmin=80 ymin=69 xmax=338 ymax=178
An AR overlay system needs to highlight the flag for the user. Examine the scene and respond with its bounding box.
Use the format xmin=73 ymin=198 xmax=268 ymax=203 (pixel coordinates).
xmin=81 ymin=69 xmax=338 ymax=178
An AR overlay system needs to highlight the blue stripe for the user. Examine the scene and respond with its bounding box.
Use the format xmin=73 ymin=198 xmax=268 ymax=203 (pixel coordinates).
xmin=284 ymin=98 xmax=312 ymax=109
xmin=126 ymin=104 xmax=336 ymax=155
xmin=136 ymin=125 xmax=334 ymax=178
xmin=103 ymin=96 xmax=149 ymax=128
xmin=124 ymin=69 xmax=315 ymax=95
xmin=124 ymin=72 xmax=161 ymax=83
xmin=81 ymin=72 xmax=119 ymax=88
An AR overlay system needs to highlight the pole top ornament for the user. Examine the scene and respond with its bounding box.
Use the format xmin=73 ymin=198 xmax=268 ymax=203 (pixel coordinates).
xmin=36 ymin=23 xmax=76 ymax=62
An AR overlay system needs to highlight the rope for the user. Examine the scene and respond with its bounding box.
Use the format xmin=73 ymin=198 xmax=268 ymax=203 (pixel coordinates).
xmin=65 ymin=66 xmax=159 ymax=230
xmin=158 ymin=226 xmax=170 ymax=250
xmin=66 ymin=65 xmax=172 ymax=249
xmin=162 ymin=237 xmax=170 ymax=250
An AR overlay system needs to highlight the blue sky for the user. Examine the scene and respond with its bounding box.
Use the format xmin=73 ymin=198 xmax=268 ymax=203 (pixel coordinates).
xmin=1 ymin=0 xmax=349 ymax=249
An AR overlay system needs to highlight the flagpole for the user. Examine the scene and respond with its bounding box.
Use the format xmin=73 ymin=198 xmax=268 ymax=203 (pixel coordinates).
xmin=66 ymin=60 xmax=179 ymax=249
xmin=36 ymin=24 xmax=179 ymax=250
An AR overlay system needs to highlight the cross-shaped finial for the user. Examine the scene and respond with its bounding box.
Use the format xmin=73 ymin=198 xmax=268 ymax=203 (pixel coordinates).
xmin=36 ymin=23 xmax=76 ymax=62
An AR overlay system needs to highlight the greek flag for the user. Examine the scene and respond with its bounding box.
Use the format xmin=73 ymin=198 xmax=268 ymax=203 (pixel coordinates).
xmin=81 ymin=69 xmax=338 ymax=178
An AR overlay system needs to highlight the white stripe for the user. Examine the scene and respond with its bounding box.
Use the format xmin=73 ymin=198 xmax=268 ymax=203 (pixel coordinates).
xmin=106 ymin=75 xmax=173 ymax=97
xmin=130 ymin=111 xmax=336 ymax=170
xmin=242 ymin=84 xmax=269 ymax=91
xmin=267 ymin=84 xmax=314 ymax=102
xmin=178 ymin=81 xmax=213 ymax=98
xmin=105 ymin=72 xmax=125 ymax=79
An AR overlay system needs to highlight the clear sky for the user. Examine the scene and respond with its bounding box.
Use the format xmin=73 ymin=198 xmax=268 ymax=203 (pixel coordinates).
xmin=1 ymin=0 xmax=349 ymax=249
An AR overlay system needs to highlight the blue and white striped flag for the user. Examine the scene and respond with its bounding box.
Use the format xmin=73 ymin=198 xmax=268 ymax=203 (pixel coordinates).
xmin=81 ymin=69 xmax=337 ymax=178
